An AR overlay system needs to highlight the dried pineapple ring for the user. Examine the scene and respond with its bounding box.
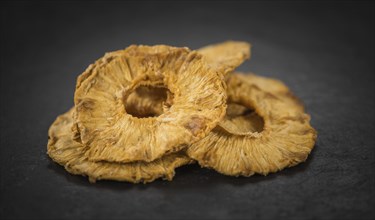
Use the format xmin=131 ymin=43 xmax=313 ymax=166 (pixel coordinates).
xmin=74 ymin=45 xmax=227 ymax=163
xmin=48 ymin=109 xmax=194 ymax=183
xmin=187 ymin=73 xmax=317 ymax=176
xmin=197 ymin=41 xmax=251 ymax=75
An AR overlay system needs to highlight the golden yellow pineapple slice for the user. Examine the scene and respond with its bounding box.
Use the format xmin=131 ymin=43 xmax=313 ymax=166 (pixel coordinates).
xmin=48 ymin=108 xmax=194 ymax=183
xmin=187 ymin=73 xmax=317 ymax=176
xmin=73 ymin=45 xmax=227 ymax=163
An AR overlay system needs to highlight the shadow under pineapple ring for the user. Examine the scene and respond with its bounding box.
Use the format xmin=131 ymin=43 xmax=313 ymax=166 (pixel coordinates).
xmin=73 ymin=45 xmax=227 ymax=164
xmin=186 ymin=73 xmax=317 ymax=177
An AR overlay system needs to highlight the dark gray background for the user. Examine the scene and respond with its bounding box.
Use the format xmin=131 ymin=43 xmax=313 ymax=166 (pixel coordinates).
xmin=1 ymin=1 xmax=374 ymax=220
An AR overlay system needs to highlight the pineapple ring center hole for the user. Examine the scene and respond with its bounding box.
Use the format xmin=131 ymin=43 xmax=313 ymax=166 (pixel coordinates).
xmin=225 ymin=103 xmax=264 ymax=133
xmin=124 ymin=84 xmax=173 ymax=118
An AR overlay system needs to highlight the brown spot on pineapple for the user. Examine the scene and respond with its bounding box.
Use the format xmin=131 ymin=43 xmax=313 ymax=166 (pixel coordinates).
xmin=184 ymin=116 xmax=206 ymax=136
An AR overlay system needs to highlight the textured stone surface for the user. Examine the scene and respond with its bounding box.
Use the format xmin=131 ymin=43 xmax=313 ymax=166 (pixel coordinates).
xmin=0 ymin=2 xmax=374 ymax=220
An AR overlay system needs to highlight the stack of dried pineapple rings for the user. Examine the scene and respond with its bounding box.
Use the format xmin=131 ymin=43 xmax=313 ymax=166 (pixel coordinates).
xmin=47 ymin=41 xmax=317 ymax=183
